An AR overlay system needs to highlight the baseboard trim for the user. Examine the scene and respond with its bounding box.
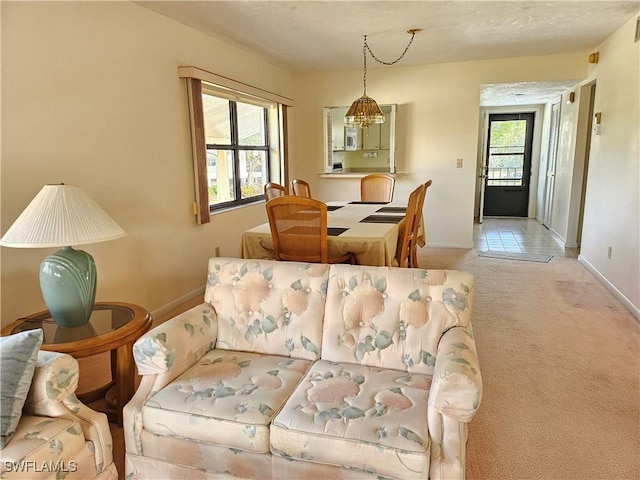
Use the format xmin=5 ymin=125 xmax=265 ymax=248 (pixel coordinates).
xmin=150 ymin=286 xmax=205 ymax=326
xmin=578 ymin=255 xmax=640 ymax=321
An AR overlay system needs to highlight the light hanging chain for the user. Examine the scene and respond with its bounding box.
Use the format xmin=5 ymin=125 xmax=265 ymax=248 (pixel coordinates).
xmin=364 ymin=29 xmax=419 ymax=67
xmin=346 ymin=28 xmax=420 ymax=129
xmin=362 ymin=38 xmax=368 ymax=95
xmin=361 ymin=29 xmax=418 ymax=96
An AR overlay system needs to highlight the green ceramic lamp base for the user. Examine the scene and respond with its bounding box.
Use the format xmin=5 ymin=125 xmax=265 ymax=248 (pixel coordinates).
xmin=39 ymin=246 xmax=97 ymax=328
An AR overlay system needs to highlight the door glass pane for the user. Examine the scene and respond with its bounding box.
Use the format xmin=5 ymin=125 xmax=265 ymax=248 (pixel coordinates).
xmin=237 ymin=102 xmax=266 ymax=146
xmin=206 ymin=149 xmax=235 ymax=205
xmin=488 ymin=120 xmax=526 ymax=186
xmin=203 ymin=95 xmax=231 ymax=145
xmin=240 ymin=150 xmax=267 ymax=199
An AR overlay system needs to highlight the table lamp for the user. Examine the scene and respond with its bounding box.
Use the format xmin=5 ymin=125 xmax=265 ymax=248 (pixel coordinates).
xmin=0 ymin=184 xmax=126 ymax=328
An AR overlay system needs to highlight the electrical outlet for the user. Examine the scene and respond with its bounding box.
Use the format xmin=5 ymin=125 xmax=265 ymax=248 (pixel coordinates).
xmin=607 ymin=246 xmax=612 ymax=259
xmin=456 ymin=158 xmax=463 ymax=168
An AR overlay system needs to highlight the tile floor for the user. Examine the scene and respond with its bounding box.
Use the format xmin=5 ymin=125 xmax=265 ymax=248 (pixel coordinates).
xmin=473 ymin=217 xmax=579 ymax=259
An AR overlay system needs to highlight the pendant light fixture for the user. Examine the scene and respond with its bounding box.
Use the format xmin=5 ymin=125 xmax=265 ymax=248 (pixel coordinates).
xmin=345 ymin=29 xmax=420 ymax=129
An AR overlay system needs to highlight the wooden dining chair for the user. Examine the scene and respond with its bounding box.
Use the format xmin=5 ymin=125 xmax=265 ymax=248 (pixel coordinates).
xmin=409 ymin=179 xmax=432 ymax=268
xmin=360 ymin=173 xmax=395 ymax=202
xmin=395 ymin=183 xmax=427 ymax=268
xmin=264 ymin=182 xmax=286 ymax=201
xmin=291 ymin=179 xmax=312 ymax=198
xmin=265 ymin=196 xmax=354 ymax=264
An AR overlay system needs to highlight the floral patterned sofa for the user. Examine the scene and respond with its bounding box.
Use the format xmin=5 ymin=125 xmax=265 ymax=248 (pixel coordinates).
xmin=125 ymin=258 xmax=482 ymax=479
xmin=0 ymin=351 xmax=117 ymax=479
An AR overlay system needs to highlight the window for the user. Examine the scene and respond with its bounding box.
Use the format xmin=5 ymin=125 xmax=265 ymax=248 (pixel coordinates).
xmin=202 ymin=93 xmax=270 ymax=209
xmin=180 ymin=67 xmax=293 ymax=224
xmin=487 ymin=117 xmax=531 ymax=187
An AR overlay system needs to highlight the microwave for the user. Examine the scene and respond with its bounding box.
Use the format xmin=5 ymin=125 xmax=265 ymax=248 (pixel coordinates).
xmin=345 ymin=127 xmax=358 ymax=151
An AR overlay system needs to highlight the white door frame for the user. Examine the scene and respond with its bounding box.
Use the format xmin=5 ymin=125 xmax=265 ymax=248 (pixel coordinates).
xmin=543 ymin=102 xmax=561 ymax=227
xmin=476 ymin=105 xmax=544 ymax=220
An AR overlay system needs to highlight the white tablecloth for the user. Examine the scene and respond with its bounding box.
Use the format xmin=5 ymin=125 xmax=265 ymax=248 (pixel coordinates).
xmin=242 ymin=201 xmax=420 ymax=267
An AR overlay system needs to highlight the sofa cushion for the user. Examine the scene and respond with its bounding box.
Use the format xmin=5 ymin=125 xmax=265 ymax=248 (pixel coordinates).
xmin=0 ymin=329 xmax=43 ymax=448
xmin=270 ymin=360 xmax=432 ymax=479
xmin=0 ymin=415 xmax=85 ymax=477
xmin=142 ymin=349 xmax=312 ymax=453
xmin=204 ymin=258 xmax=329 ymax=360
xmin=135 ymin=430 xmax=274 ymax=478
xmin=321 ymin=264 xmax=474 ymax=374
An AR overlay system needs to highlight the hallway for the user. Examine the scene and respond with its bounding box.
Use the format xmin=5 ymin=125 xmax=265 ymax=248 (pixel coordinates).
xmin=473 ymin=217 xmax=578 ymax=259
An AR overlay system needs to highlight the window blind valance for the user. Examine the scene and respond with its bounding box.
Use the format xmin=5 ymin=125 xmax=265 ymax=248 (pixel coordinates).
xmin=178 ymin=66 xmax=294 ymax=107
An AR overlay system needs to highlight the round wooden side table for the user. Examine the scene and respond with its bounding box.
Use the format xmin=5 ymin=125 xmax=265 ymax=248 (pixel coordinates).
xmin=2 ymin=302 xmax=152 ymax=426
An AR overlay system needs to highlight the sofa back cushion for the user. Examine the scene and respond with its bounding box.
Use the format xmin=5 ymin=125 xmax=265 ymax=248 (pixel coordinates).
xmin=321 ymin=264 xmax=474 ymax=374
xmin=204 ymin=258 xmax=329 ymax=360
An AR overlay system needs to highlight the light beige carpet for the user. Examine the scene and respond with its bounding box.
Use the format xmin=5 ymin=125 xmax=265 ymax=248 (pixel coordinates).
xmin=82 ymin=248 xmax=638 ymax=479
xmin=422 ymin=248 xmax=639 ymax=480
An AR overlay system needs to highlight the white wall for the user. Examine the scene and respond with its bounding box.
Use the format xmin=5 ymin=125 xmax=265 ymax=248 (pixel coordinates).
xmin=0 ymin=2 xmax=294 ymax=326
xmin=3 ymin=2 xmax=637 ymax=325
xmin=291 ymin=55 xmax=587 ymax=248
xmin=577 ymin=15 xmax=640 ymax=317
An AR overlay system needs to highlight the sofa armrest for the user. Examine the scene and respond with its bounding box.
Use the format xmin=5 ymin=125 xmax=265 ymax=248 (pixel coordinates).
xmin=23 ymin=351 xmax=113 ymax=475
xmin=25 ymin=350 xmax=79 ymax=410
xmin=125 ymin=303 xmax=217 ymax=456
xmin=428 ymin=325 xmax=482 ymax=422
xmin=132 ymin=302 xmax=217 ymax=390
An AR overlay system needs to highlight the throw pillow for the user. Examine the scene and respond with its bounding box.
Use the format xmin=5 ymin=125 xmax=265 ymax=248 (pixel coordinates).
xmin=0 ymin=329 xmax=43 ymax=448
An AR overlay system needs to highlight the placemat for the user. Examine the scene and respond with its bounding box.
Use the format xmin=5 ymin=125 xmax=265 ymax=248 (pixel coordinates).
xmin=327 ymin=205 xmax=344 ymax=211
xmin=376 ymin=206 xmax=406 ymax=213
xmin=327 ymin=227 xmax=349 ymax=236
xmin=349 ymin=201 xmax=389 ymax=205
xmin=359 ymin=215 xmax=403 ymax=224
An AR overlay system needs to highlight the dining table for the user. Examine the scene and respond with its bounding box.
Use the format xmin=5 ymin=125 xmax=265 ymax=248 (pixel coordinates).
xmin=241 ymin=201 xmax=424 ymax=267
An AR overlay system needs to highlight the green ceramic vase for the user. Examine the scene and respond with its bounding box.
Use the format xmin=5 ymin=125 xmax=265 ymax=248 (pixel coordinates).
xmin=39 ymin=246 xmax=96 ymax=328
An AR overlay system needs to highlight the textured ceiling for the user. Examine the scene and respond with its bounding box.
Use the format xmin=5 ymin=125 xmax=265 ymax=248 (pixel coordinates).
xmin=137 ymin=0 xmax=639 ymax=104
xmin=479 ymin=80 xmax=581 ymax=106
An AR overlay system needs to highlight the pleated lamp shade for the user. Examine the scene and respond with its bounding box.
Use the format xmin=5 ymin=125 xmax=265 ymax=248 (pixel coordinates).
xmin=0 ymin=184 xmax=126 ymax=328
xmin=0 ymin=184 xmax=125 ymax=248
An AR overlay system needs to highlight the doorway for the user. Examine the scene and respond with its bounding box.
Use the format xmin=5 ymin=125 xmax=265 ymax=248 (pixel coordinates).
xmin=483 ymin=112 xmax=535 ymax=217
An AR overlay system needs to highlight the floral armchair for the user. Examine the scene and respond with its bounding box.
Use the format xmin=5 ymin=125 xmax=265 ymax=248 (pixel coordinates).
xmin=0 ymin=350 xmax=117 ymax=479
xmin=125 ymin=258 xmax=482 ymax=479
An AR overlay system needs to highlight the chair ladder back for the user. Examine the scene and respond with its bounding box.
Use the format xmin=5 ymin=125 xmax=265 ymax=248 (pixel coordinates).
xmin=396 ymin=183 xmax=426 ymax=268
xmin=409 ymin=180 xmax=432 ymax=268
xmin=264 ymin=182 xmax=287 ymax=201
xmin=360 ymin=174 xmax=395 ymax=203
xmin=291 ymin=179 xmax=312 ymax=198
xmin=266 ymin=196 xmax=328 ymax=263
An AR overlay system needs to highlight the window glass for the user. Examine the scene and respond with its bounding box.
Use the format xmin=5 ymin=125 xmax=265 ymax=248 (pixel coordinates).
xmin=203 ymin=94 xmax=231 ymax=145
xmin=240 ymin=150 xmax=268 ymax=199
xmin=237 ymin=102 xmax=266 ymax=146
xmin=487 ymin=120 xmax=527 ymax=186
xmin=202 ymin=95 xmax=271 ymax=209
xmin=206 ymin=149 xmax=235 ymax=204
